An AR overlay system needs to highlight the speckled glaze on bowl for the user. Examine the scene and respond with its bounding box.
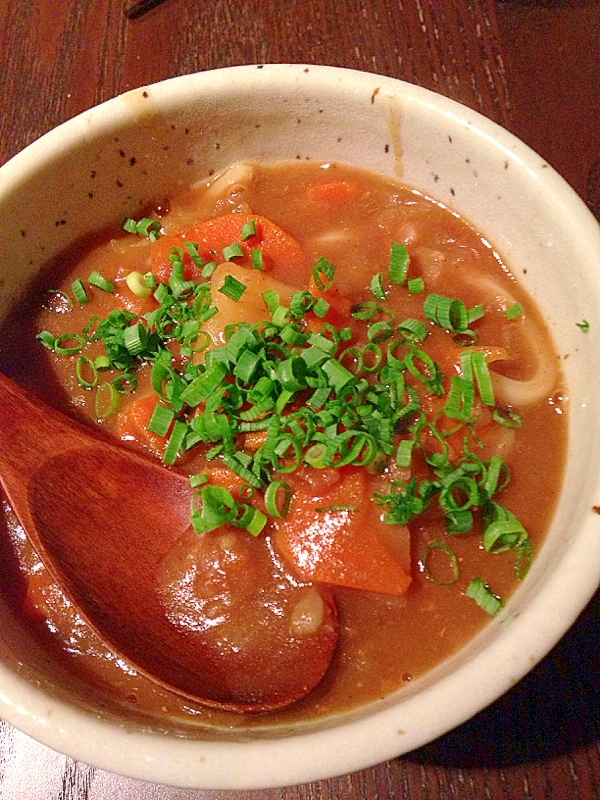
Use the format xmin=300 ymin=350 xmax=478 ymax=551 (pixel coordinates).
xmin=0 ymin=65 xmax=599 ymax=790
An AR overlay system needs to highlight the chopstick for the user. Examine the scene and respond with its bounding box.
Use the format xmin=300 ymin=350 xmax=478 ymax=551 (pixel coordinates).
xmin=125 ymin=0 xmax=169 ymax=20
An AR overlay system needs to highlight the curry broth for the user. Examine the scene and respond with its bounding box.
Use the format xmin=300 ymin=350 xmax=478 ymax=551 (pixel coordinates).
xmin=0 ymin=162 xmax=567 ymax=729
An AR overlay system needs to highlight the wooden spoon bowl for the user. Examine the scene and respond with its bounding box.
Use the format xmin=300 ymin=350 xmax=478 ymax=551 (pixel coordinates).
xmin=0 ymin=372 xmax=338 ymax=712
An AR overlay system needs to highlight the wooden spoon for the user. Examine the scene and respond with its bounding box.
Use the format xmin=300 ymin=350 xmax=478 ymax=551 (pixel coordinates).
xmin=0 ymin=371 xmax=338 ymax=711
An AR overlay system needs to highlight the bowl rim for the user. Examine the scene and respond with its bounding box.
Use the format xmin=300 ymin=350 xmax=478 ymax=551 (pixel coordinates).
xmin=1 ymin=63 xmax=600 ymax=790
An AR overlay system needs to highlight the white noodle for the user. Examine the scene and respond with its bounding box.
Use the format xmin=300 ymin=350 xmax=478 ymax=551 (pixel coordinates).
xmin=464 ymin=273 xmax=559 ymax=407
xmin=204 ymin=162 xmax=255 ymax=202
xmin=490 ymin=316 xmax=558 ymax=407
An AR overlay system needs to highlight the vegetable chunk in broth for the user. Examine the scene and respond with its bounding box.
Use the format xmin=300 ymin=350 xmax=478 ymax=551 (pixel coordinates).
xmin=0 ymin=161 xmax=567 ymax=728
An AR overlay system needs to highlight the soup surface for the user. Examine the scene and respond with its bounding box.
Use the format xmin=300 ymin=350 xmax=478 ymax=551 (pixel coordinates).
xmin=0 ymin=161 xmax=567 ymax=730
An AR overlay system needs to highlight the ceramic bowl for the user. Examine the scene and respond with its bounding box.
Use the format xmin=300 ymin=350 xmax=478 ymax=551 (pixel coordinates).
xmin=0 ymin=64 xmax=599 ymax=790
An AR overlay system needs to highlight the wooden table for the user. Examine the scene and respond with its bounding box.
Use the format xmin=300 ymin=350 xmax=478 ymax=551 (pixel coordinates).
xmin=0 ymin=1 xmax=599 ymax=797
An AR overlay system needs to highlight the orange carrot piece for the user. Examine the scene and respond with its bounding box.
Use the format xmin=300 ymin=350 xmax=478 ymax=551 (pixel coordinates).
xmin=151 ymin=213 xmax=310 ymax=285
xmin=273 ymin=468 xmax=412 ymax=596
xmin=307 ymin=181 xmax=360 ymax=204
xmin=204 ymin=464 xmax=254 ymax=503
xmin=306 ymin=274 xmax=355 ymax=333
xmin=116 ymin=393 xmax=169 ymax=456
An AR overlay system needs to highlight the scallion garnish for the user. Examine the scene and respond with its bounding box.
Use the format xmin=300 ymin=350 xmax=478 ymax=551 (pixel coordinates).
xmin=88 ymin=270 xmax=116 ymax=293
xmin=264 ymin=480 xmax=293 ymax=518
xmin=251 ymin=248 xmax=264 ymax=271
xmin=423 ymin=542 xmax=459 ymax=585
xmin=312 ymin=256 xmax=336 ymax=290
xmin=39 ymin=218 xmax=532 ymax=591
xmin=222 ymin=242 xmax=244 ymax=262
xmin=76 ymin=356 xmax=98 ymax=389
xmin=36 ymin=330 xmax=57 ymax=350
xmin=241 ymin=220 xmax=257 ymax=241
xmin=390 ymin=241 xmax=410 ymax=285
xmin=370 ymin=272 xmax=386 ymax=301
xmin=219 ymin=274 xmax=247 ymax=301
xmin=54 ymin=333 xmax=85 ymax=355
xmin=95 ymin=382 xmax=120 ymax=419
xmin=407 ymin=277 xmax=425 ymax=294
xmin=147 ymin=402 xmax=175 ymax=437
xmin=163 ymin=419 xmax=188 ymax=465
xmin=506 ymin=302 xmax=523 ymax=320
xmin=466 ymin=578 xmax=504 ymax=617
xmin=123 ymin=216 xmax=162 ymax=241
xmin=72 ymin=279 xmax=89 ymax=305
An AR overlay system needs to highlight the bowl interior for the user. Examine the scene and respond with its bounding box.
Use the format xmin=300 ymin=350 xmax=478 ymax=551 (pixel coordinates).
xmin=0 ymin=65 xmax=599 ymax=789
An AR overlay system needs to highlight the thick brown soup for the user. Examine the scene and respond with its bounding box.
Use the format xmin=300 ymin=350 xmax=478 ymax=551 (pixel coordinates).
xmin=0 ymin=161 xmax=567 ymax=729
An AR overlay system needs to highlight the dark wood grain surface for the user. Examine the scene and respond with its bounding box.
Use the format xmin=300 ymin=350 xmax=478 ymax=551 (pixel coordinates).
xmin=1 ymin=1 xmax=599 ymax=797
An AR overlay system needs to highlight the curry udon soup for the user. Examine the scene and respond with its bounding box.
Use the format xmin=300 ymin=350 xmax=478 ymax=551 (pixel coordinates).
xmin=0 ymin=161 xmax=566 ymax=726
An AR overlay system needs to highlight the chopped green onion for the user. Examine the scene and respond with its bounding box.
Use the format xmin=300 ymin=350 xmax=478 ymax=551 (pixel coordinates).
xmin=72 ymin=278 xmax=89 ymax=305
xmin=264 ymin=480 xmax=293 ymax=518
xmin=425 ymin=293 xmax=469 ymax=332
xmin=219 ymin=274 xmax=247 ymax=301
xmin=163 ymin=419 xmax=188 ymax=465
xmin=95 ymin=382 xmax=120 ymax=419
xmin=202 ymin=260 xmax=218 ymax=278
xmin=147 ymin=402 xmax=175 ymax=437
xmin=54 ymin=333 xmax=85 ymax=355
xmin=370 ymin=272 xmax=386 ymax=300
xmin=191 ymin=484 xmax=237 ymax=534
xmin=423 ymin=542 xmax=459 ymax=585
xmin=390 ymin=241 xmax=410 ymax=285
xmin=351 ymin=301 xmax=378 ymax=320
xmin=88 ymin=270 xmax=116 ymax=293
xmin=577 ymin=319 xmax=590 ymax=331
xmin=492 ymin=408 xmax=523 ymax=428
xmin=233 ymin=503 xmax=267 ymax=536
xmin=241 ymin=220 xmax=257 ymax=240
xmin=468 ymin=350 xmax=495 ymax=406
xmin=189 ymin=473 xmax=209 ymax=489
xmin=444 ymin=376 xmax=475 ymax=422
xmin=322 ymin=358 xmax=355 ymax=393
xmin=123 ymin=217 xmax=161 ymax=241
xmin=222 ymin=242 xmax=244 ymax=262
xmin=506 ymin=302 xmax=524 ymax=320
xmin=251 ymin=248 xmax=264 ymax=270
xmin=311 ymin=297 xmax=329 ymax=318
xmin=482 ymin=501 xmax=530 ymax=556
xmin=113 ymin=373 xmax=138 ymax=393
xmin=397 ymin=318 xmax=428 ymax=343
xmin=407 ymin=277 xmax=425 ymax=294
xmin=468 ymin=304 xmax=485 ymax=324
xmin=36 ymin=330 xmax=57 ymax=350
xmin=76 ymin=356 xmax=98 ymax=389
xmin=302 ymin=443 xmax=326 ymax=467
xmin=123 ymin=323 xmax=148 ymax=356
xmin=184 ymin=242 xmax=205 ymax=269
xmin=94 ymin=354 xmax=111 ymax=370
xmin=396 ymin=438 xmax=415 ymax=468
xmin=466 ymin=578 xmax=504 ymax=617
xmin=312 ymin=256 xmax=336 ymax=291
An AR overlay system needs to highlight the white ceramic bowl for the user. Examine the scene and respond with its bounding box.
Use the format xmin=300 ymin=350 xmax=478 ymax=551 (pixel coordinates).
xmin=0 ymin=64 xmax=599 ymax=790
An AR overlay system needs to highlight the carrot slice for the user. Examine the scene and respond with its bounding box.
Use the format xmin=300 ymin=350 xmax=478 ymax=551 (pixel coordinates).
xmin=306 ymin=274 xmax=356 ymax=333
xmin=116 ymin=393 xmax=169 ymax=456
xmin=273 ymin=467 xmax=412 ymax=596
xmin=151 ymin=213 xmax=310 ymax=285
xmin=307 ymin=181 xmax=360 ymax=204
